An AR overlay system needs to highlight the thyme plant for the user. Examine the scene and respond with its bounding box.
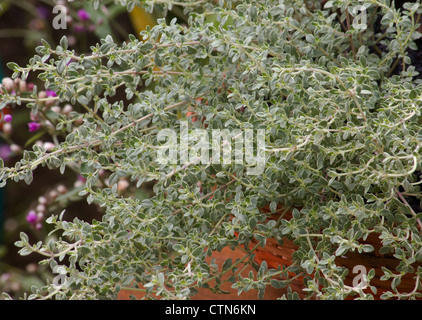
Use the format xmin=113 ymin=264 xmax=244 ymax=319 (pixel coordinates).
xmin=1 ymin=0 xmax=422 ymax=300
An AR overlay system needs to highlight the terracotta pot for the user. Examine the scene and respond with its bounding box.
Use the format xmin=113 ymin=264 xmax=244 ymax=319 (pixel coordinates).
xmin=118 ymin=207 xmax=303 ymax=300
xmin=118 ymin=246 xmax=289 ymax=300
xmin=335 ymin=232 xmax=422 ymax=298
xmin=250 ymin=205 xmax=422 ymax=299
xmin=119 ymin=203 xmax=422 ymax=300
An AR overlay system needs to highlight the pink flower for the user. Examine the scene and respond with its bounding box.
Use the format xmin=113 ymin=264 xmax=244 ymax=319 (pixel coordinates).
xmin=4 ymin=114 xmax=12 ymax=123
xmin=28 ymin=122 xmax=41 ymax=132
xmin=0 ymin=144 xmax=11 ymax=160
xmin=30 ymin=111 xmax=39 ymax=122
xmin=73 ymin=25 xmax=86 ymax=33
xmin=45 ymin=89 xmax=57 ymax=97
xmin=26 ymin=210 xmax=37 ymax=224
xmin=77 ymin=9 xmax=90 ymax=21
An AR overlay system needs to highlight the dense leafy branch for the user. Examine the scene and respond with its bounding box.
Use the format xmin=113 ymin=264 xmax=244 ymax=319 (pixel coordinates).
xmin=1 ymin=0 xmax=422 ymax=300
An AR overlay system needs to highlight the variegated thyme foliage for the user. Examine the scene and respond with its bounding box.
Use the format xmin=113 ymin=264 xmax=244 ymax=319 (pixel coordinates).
xmin=1 ymin=0 xmax=422 ymax=299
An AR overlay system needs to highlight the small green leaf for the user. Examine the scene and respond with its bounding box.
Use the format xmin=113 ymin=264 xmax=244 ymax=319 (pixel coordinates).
xmin=59 ymin=36 xmax=68 ymax=50
xmin=409 ymin=89 xmax=417 ymax=99
xmin=362 ymin=244 xmax=374 ymax=253
xmin=77 ymin=95 xmax=89 ymax=105
xmin=222 ymin=258 xmax=232 ymax=272
xmin=270 ymin=279 xmax=286 ymax=289
xmin=158 ymin=273 xmax=165 ymax=286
